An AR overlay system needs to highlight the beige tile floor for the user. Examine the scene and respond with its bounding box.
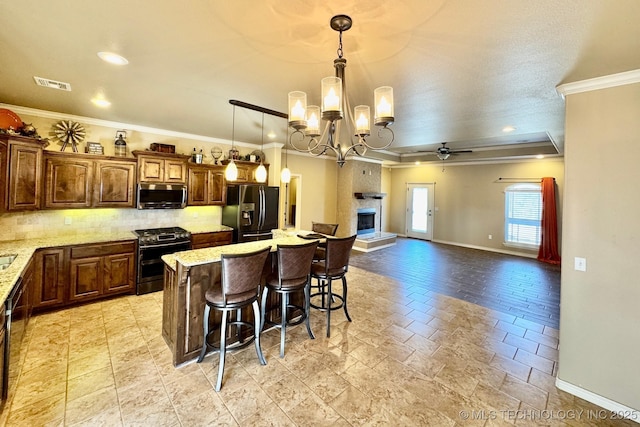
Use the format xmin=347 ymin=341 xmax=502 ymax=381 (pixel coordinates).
xmin=1 ymin=267 xmax=635 ymax=426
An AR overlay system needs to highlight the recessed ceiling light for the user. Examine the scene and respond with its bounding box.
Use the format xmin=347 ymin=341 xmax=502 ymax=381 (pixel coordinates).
xmin=536 ymin=154 xmax=545 ymax=159
xmin=91 ymin=97 xmax=111 ymax=108
xmin=415 ymin=161 xmax=421 ymax=165
xmin=502 ymin=125 xmax=516 ymax=133
xmin=97 ymin=51 xmax=129 ymax=65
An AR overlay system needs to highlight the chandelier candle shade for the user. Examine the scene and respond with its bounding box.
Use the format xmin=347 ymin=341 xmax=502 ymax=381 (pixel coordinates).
xmin=287 ymin=14 xmax=395 ymax=167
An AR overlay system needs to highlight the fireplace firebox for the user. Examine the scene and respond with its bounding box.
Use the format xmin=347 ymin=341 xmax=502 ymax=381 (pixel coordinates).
xmin=357 ymin=208 xmax=376 ymax=235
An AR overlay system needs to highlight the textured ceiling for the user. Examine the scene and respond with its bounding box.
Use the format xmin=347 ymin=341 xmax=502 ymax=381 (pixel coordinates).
xmin=1 ymin=1 xmax=640 ymax=164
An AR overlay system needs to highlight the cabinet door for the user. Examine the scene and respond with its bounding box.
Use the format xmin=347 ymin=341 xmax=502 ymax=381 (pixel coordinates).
xmin=187 ymin=167 xmax=208 ymax=206
xmin=44 ymin=156 xmax=93 ymax=208
xmin=209 ymin=170 xmax=226 ymax=205
xmin=33 ymin=248 xmax=66 ymax=309
xmin=234 ymin=164 xmax=250 ymax=182
xmin=164 ymin=159 xmax=187 ymax=184
xmin=103 ymin=252 xmax=135 ymax=294
xmin=8 ymin=142 xmax=42 ymax=211
xmin=139 ymin=156 xmax=165 ymax=182
xmin=94 ymin=160 xmax=136 ymax=207
xmin=69 ymin=256 xmax=103 ymax=302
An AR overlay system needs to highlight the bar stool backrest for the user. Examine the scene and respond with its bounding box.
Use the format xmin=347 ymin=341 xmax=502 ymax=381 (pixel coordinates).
xmin=324 ymin=235 xmax=357 ymax=276
xmin=277 ymin=241 xmax=319 ymax=282
xmin=220 ymin=247 xmax=270 ymax=305
xmin=312 ymin=222 xmax=339 ymax=236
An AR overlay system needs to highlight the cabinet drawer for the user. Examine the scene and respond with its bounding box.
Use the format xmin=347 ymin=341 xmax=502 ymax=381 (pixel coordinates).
xmin=71 ymin=241 xmax=136 ymax=259
xmin=191 ymin=231 xmax=233 ymax=249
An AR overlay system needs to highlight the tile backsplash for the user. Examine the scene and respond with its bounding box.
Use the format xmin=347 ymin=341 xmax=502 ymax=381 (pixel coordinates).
xmin=0 ymin=206 xmax=222 ymax=242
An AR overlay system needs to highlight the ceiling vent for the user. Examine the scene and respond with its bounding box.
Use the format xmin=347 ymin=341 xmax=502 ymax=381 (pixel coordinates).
xmin=33 ymin=76 xmax=71 ymax=91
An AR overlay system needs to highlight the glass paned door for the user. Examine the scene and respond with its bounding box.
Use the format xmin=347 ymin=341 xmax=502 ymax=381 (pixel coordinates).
xmin=406 ymin=183 xmax=434 ymax=240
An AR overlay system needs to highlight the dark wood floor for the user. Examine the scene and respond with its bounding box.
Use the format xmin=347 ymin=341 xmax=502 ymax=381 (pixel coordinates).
xmin=349 ymin=238 xmax=561 ymax=328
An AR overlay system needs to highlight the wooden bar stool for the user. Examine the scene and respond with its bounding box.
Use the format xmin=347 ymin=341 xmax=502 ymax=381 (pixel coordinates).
xmin=310 ymin=235 xmax=357 ymax=337
xmin=261 ymin=240 xmax=319 ymax=357
xmin=196 ymin=246 xmax=270 ymax=391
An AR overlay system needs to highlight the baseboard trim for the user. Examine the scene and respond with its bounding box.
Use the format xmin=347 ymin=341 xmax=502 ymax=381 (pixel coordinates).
xmin=431 ymin=239 xmax=538 ymax=259
xmin=555 ymin=378 xmax=640 ymax=423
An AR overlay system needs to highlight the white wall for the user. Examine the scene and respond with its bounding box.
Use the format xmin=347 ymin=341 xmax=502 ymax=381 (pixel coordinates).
xmin=558 ymin=81 xmax=640 ymax=411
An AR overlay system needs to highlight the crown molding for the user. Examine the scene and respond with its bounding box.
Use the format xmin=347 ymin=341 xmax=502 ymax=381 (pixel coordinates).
xmin=556 ymin=69 xmax=640 ymax=99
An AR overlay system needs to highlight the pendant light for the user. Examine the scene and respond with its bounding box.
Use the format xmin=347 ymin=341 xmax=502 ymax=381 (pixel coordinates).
xmin=255 ymin=113 xmax=268 ymax=183
xmin=225 ymin=106 xmax=238 ymax=181
xmin=281 ymin=128 xmax=291 ymax=183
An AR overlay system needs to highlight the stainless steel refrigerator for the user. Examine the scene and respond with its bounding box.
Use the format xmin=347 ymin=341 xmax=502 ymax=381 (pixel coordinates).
xmin=222 ymin=184 xmax=280 ymax=242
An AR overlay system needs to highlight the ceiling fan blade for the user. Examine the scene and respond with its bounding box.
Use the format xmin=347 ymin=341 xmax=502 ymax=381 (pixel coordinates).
xmin=450 ymin=149 xmax=473 ymax=154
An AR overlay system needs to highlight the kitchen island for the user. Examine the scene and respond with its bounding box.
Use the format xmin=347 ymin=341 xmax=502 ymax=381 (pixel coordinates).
xmin=161 ymin=234 xmax=315 ymax=366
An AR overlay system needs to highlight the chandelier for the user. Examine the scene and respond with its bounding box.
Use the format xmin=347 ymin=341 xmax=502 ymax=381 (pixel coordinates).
xmin=287 ymin=15 xmax=395 ymax=167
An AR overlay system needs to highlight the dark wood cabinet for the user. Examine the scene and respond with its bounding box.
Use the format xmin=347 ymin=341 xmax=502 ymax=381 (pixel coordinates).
xmin=187 ymin=165 xmax=226 ymax=206
xmin=32 ymin=248 xmax=67 ymax=310
xmin=133 ymin=151 xmax=189 ymax=184
xmin=69 ymin=241 xmax=136 ymax=303
xmin=0 ymin=135 xmax=45 ymax=211
xmin=69 ymin=256 xmax=102 ymax=302
xmin=103 ymin=252 xmax=135 ymax=295
xmin=93 ymin=159 xmax=137 ymax=207
xmin=191 ymin=230 xmax=233 ymax=249
xmin=43 ymin=152 xmax=137 ymax=209
xmin=31 ymin=240 xmax=135 ymax=311
xmin=44 ymin=154 xmax=93 ymax=208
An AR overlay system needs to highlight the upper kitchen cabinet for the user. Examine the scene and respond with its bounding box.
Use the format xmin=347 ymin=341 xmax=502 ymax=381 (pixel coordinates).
xmin=0 ymin=135 xmax=46 ymax=211
xmin=187 ymin=164 xmax=226 ymax=206
xmin=43 ymin=151 xmax=137 ymax=209
xmin=133 ymin=151 xmax=189 ymax=184
xmin=93 ymin=159 xmax=136 ymax=207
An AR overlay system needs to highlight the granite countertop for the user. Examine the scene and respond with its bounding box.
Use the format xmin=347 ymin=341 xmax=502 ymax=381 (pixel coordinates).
xmin=182 ymin=224 xmax=233 ymax=234
xmin=0 ymin=231 xmax=137 ymax=307
xmin=162 ymin=235 xmax=318 ymax=270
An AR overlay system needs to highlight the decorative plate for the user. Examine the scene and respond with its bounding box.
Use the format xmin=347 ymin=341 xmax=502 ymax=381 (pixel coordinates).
xmin=0 ymin=108 xmax=23 ymax=130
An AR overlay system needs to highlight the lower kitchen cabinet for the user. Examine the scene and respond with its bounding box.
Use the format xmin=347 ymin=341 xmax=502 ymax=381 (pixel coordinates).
xmin=32 ymin=247 xmax=67 ymax=310
xmin=31 ymin=240 xmax=136 ymax=311
xmin=69 ymin=241 xmax=135 ymax=303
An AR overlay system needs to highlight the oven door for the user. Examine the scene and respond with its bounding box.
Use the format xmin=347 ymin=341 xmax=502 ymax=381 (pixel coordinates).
xmin=137 ymin=241 xmax=191 ymax=294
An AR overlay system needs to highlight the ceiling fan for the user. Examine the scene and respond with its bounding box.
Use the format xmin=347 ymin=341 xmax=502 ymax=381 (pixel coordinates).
xmin=422 ymin=142 xmax=473 ymax=160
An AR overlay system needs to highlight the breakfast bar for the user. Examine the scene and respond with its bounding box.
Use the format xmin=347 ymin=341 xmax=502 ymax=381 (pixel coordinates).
xmin=161 ymin=234 xmax=314 ymax=366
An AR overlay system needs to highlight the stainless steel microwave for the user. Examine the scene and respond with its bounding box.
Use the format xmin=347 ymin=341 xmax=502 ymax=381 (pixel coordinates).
xmin=137 ymin=183 xmax=187 ymax=209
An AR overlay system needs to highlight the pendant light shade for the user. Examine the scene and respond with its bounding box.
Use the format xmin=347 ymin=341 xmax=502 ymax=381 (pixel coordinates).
xmin=225 ymin=160 xmax=238 ymax=181
xmin=255 ymin=163 xmax=267 ymax=183
xmin=255 ymin=112 xmax=268 ymax=183
xmin=280 ymin=166 xmax=291 ymax=183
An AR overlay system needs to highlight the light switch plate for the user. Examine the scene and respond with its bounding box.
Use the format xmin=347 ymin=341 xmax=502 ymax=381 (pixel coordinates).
xmin=574 ymin=257 xmax=586 ymax=272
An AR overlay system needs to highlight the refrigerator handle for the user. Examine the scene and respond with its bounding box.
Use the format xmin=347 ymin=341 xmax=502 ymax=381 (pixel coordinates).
xmin=259 ymin=187 xmax=265 ymax=228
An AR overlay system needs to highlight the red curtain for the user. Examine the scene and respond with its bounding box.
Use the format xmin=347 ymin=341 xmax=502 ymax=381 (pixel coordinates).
xmin=537 ymin=177 xmax=561 ymax=264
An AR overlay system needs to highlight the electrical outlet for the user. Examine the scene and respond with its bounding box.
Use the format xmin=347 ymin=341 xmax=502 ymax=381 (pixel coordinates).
xmin=488 ymin=234 xmax=492 ymax=240
xmin=192 ymin=212 xmax=198 ymax=218
xmin=574 ymin=257 xmax=587 ymax=272
xmin=64 ymin=217 xmax=72 ymax=225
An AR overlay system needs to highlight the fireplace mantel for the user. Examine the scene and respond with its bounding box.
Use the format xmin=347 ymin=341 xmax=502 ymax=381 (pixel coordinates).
xmin=354 ymin=192 xmax=386 ymax=199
